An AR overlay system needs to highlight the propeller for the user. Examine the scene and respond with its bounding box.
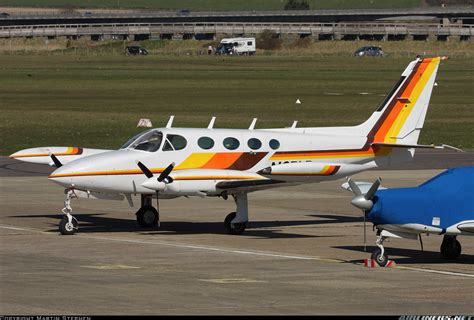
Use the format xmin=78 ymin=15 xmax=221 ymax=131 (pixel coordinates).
xmin=137 ymin=161 xmax=153 ymax=178
xmin=50 ymin=154 xmax=62 ymax=167
xmin=136 ymin=161 xmax=175 ymax=218
xmin=157 ymin=162 xmax=175 ymax=184
xmin=347 ymin=177 xmax=381 ymax=251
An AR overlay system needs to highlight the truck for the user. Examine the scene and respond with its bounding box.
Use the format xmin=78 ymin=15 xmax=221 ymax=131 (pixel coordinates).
xmin=216 ymin=37 xmax=256 ymax=55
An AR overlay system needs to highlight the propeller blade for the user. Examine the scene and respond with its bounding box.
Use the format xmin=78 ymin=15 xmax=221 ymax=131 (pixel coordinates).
xmin=158 ymin=162 xmax=175 ymax=183
xmin=137 ymin=161 xmax=154 ymax=178
xmin=346 ymin=177 xmax=362 ymax=196
xmin=364 ymin=177 xmax=381 ymax=200
xmin=50 ymin=154 xmax=62 ymax=168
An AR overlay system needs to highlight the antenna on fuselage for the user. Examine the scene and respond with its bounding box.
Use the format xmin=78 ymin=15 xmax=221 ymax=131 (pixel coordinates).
xmin=249 ymin=118 xmax=257 ymax=130
xmin=166 ymin=115 xmax=175 ymax=128
xmin=207 ymin=116 xmax=216 ymax=129
xmin=291 ymin=121 xmax=298 ymax=128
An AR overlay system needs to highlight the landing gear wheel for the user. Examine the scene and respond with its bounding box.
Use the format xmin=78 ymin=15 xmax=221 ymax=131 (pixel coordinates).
xmin=371 ymin=248 xmax=389 ymax=267
xmin=136 ymin=205 xmax=159 ymax=228
xmin=224 ymin=212 xmax=247 ymax=235
xmin=440 ymin=237 xmax=461 ymax=259
xmin=59 ymin=216 xmax=78 ymax=235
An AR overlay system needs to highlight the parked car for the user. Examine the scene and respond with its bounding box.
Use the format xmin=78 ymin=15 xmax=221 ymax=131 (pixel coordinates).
xmin=126 ymin=46 xmax=149 ymax=56
xmin=82 ymin=12 xmax=93 ymax=17
xmin=354 ymin=46 xmax=384 ymax=57
xmin=0 ymin=12 xmax=11 ymax=18
xmin=177 ymin=9 xmax=190 ymax=16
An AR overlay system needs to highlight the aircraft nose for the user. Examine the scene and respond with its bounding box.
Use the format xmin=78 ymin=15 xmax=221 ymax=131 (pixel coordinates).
xmin=48 ymin=163 xmax=80 ymax=188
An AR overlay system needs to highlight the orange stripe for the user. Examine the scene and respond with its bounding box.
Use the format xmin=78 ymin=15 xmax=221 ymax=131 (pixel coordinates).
xmin=49 ymin=168 xmax=165 ymax=178
xmin=201 ymin=152 xmax=243 ymax=169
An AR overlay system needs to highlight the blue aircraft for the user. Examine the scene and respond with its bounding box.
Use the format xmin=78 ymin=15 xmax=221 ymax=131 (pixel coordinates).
xmin=343 ymin=166 xmax=474 ymax=266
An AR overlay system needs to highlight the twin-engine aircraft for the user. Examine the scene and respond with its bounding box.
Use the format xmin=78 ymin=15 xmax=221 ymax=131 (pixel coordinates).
xmin=343 ymin=166 xmax=473 ymax=266
xmin=11 ymin=56 xmax=457 ymax=235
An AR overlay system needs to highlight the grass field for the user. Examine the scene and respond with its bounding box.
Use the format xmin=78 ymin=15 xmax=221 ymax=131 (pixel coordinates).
xmin=0 ymin=0 xmax=423 ymax=11
xmin=0 ymin=52 xmax=473 ymax=155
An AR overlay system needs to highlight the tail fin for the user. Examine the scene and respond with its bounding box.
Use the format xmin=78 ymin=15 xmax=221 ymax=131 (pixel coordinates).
xmin=360 ymin=57 xmax=442 ymax=145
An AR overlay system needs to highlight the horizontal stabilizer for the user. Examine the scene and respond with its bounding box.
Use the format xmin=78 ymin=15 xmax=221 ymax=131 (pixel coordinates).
xmin=372 ymin=142 xmax=464 ymax=152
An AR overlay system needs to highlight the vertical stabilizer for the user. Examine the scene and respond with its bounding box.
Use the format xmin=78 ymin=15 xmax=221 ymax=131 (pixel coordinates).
xmin=366 ymin=57 xmax=441 ymax=145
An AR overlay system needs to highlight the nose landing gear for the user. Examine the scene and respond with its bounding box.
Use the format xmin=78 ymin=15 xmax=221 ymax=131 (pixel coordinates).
xmin=371 ymin=232 xmax=389 ymax=267
xmin=59 ymin=188 xmax=79 ymax=235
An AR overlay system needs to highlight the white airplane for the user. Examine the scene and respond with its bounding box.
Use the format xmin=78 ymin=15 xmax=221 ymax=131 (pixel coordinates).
xmin=10 ymin=56 xmax=459 ymax=235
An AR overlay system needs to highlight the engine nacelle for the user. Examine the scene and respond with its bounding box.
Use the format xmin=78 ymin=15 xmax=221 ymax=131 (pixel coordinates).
xmin=259 ymin=162 xmax=375 ymax=182
xmin=141 ymin=169 xmax=265 ymax=195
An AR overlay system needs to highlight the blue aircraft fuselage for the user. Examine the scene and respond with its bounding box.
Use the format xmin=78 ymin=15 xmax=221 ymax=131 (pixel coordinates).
xmin=367 ymin=166 xmax=474 ymax=233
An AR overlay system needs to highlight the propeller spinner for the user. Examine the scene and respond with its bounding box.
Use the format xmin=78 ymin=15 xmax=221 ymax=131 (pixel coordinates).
xmin=347 ymin=177 xmax=381 ymax=251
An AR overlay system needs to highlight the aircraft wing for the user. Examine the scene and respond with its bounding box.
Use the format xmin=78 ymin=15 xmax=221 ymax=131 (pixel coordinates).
xmin=216 ymin=178 xmax=287 ymax=194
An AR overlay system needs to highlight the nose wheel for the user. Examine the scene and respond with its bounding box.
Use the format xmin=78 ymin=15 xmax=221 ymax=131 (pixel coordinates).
xmin=59 ymin=215 xmax=78 ymax=235
xmin=371 ymin=233 xmax=389 ymax=267
xmin=59 ymin=189 xmax=79 ymax=235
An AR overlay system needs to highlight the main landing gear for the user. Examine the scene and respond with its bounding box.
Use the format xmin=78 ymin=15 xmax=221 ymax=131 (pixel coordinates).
xmin=59 ymin=188 xmax=79 ymax=235
xmin=370 ymin=231 xmax=462 ymax=264
xmin=440 ymin=235 xmax=461 ymax=259
xmin=224 ymin=193 xmax=248 ymax=235
xmin=136 ymin=194 xmax=159 ymax=229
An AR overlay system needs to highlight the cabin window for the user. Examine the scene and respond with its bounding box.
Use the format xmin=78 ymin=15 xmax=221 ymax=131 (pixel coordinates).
xmin=198 ymin=136 xmax=214 ymax=150
xmin=247 ymin=41 xmax=252 ymax=46
xmin=128 ymin=130 xmax=163 ymax=152
xmin=223 ymin=137 xmax=240 ymax=150
xmin=269 ymin=139 xmax=280 ymax=150
xmin=163 ymin=134 xmax=187 ymax=151
xmin=247 ymin=138 xmax=262 ymax=150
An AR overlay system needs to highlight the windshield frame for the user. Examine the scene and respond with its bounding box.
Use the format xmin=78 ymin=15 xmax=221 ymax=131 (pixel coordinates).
xmin=122 ymin=129 xmax=164 ymax=153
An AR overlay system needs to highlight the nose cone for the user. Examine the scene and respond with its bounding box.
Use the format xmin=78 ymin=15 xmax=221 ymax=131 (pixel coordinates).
xmin=366 ymin=197 xmax=382 ymax=224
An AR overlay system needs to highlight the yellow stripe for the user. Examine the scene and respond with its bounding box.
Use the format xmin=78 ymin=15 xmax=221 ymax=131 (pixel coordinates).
xmin=175 ymin=153 xmax=216 ymax=170
xmin=385 ymin=58 xmax=439 ymax=143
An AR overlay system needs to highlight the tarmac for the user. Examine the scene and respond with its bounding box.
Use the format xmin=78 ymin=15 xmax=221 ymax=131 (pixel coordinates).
xmin=0 ymin=151 xmax=473 ymax=315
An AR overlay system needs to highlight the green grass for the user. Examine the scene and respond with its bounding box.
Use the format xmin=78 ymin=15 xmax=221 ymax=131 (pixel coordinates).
xmin=0 ymin=53 xmax=473 ymax=155
xmin=0 ymin=0 xmax=423 ymax=11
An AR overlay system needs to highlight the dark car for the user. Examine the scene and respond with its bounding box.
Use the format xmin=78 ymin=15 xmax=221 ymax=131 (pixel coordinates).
xmin=126 ymin=46 xmax=149 ymax=56
xmin=354 ymin=46 xmax=384 ymax=57
xmin=177 ymin=9 xmax=190 ymax=16
xmin=0 ymin=12 xmax=10 ymax=18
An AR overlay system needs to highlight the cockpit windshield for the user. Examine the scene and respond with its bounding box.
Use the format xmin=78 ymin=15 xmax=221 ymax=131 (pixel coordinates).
xmin=122 ymin=130 xmax=163 ymax=152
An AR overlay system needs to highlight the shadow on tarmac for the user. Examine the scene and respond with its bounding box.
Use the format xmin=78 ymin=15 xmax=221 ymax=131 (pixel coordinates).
xmin=11 ymin=212 xmax=359 ymax=239
xmin=335 ymin=245 xmax=474 ymax=265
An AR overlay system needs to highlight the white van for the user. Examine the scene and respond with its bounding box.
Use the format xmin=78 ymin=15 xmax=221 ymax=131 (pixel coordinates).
xmin=216 ymin=37 xmax=256 ymax=55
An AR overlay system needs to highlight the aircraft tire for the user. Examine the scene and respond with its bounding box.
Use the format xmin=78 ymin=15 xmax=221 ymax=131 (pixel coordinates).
xmin=59 ymin=216 xmax=78 ymax=235
xmin=371 ymin=248 xmax=389 ymax=267
xmin=224 ymin=212 xmax=247 ymax=235
xmin=440 ymin=237 xmax=461 ymax=259
xmin=136 ymin=205 xmax=159 ymax=228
